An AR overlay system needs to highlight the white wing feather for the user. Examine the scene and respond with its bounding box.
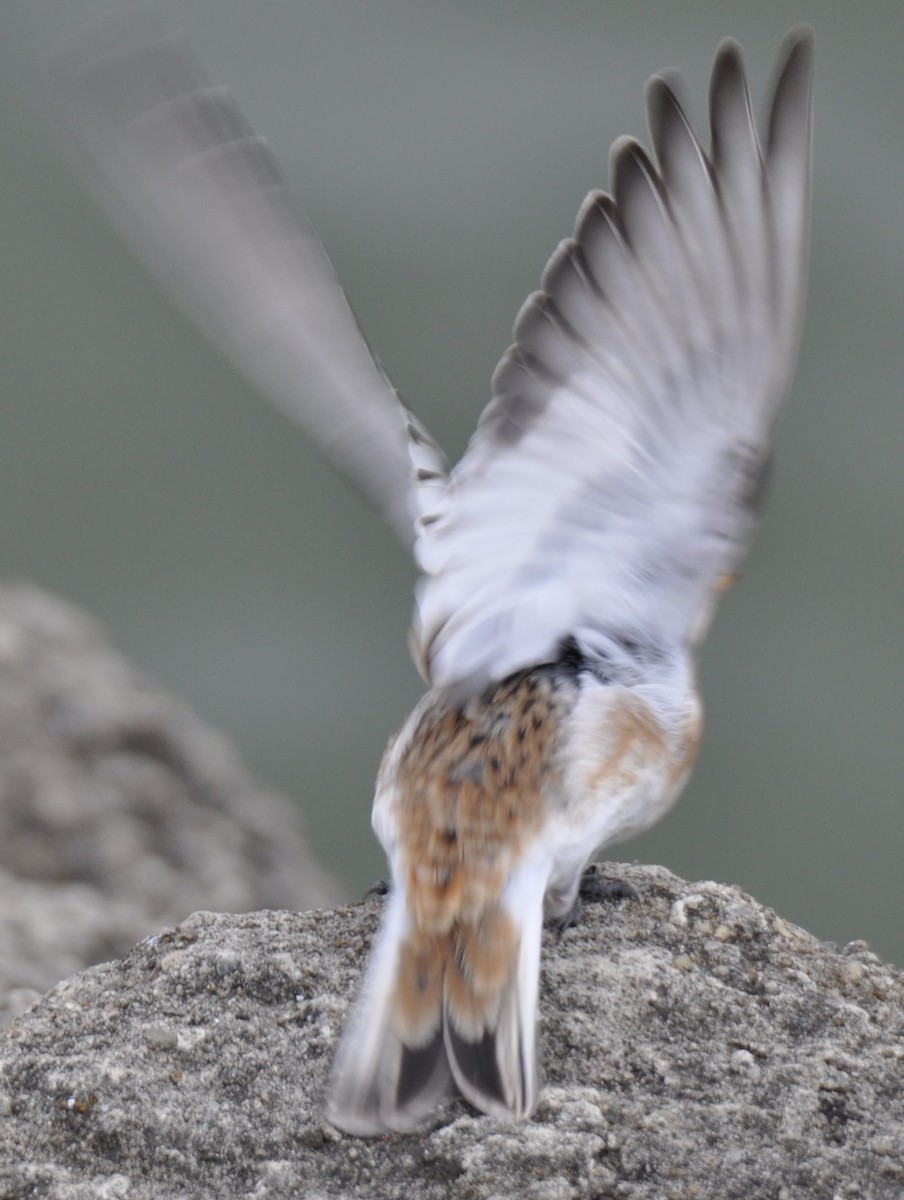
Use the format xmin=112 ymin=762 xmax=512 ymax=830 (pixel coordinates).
xmin=413 ymin=32 xmax=813 ymax=689
xmin=47 ymin=14 xmax=447 ymax=550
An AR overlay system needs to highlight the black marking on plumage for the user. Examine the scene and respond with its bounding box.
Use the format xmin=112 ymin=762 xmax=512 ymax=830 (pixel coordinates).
xmin=396 ymin=1029 xmax=448 ymax=1112
xmin=556 ymin=635 xmax=587 ymax=675
xmin=445 ymin=1021 xmax=508 ymax=1111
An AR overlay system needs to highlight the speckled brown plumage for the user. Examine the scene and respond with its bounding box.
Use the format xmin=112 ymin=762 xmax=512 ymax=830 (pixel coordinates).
xmin=392 ymin=669 xmax=573 ymax=932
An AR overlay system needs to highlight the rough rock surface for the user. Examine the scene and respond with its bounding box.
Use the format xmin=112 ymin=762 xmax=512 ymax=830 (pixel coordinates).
xmin=1 ymin=863 xmax=901 ymax=1198
xmin=0 ymin=866 xmax=155 ymax=1028
xmin=0 ymin=582 xmax=338 ymax=1026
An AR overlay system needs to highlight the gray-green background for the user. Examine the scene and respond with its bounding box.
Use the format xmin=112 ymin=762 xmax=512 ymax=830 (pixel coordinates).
xmin=3 ymin=2 xmax=902 ymax=963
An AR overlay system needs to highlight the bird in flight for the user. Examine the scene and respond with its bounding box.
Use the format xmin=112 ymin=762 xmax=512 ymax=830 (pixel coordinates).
xmin=49 ymin=21 xmax=813 ymax=1134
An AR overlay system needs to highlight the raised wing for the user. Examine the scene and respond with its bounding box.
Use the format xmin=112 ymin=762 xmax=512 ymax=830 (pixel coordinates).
xmin=413 ymin=31 xmax=813 ymax=690
xmin=47 ymin=14 xmax=446 ymax=550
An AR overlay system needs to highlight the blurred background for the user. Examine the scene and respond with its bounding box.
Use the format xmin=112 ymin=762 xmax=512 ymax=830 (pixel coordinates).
xmin=2 ymin=2 xmax=902 ymax=963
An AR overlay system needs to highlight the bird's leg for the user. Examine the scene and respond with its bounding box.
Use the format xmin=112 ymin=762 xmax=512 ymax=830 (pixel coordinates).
xmin=555 ymin=863 xmax=640 ymax=932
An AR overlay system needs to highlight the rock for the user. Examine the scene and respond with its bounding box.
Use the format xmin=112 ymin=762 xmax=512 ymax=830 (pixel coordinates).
xmin=0 ymin=866 xmax=154 ymax=1027
xmin=0 ymin=582 xmax=339 ymax=1027
xmin=1 ymin=864 xmax=901 ymax=1198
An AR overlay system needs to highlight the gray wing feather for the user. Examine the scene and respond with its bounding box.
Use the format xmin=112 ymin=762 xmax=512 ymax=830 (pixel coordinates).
xmin=47 ymin=14 xmax=447 ymax=550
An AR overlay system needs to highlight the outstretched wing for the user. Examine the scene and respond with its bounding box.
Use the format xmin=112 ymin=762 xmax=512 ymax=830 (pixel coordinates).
xmin=413 ymin=31 xmax=813 ymax=689
xmin=47 ymin=14 xmax=446 ymax=550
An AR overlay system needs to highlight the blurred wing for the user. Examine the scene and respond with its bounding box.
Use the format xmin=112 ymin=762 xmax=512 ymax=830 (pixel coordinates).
xmin=414 ymin=31 xmax=813 ymax=689
xmin=47 ymin=14 xmax=447 ymax=550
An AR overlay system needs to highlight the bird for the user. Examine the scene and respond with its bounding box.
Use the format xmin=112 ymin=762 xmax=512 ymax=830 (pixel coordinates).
xmin=47 ymin=20 xmax=813 ymax=1134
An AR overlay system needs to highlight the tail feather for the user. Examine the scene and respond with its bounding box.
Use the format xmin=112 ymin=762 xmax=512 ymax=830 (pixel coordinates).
xmin=327 ymin=883 xmax=545 ymax=1133
xmin=445 ymin=1023 xmax=513 ymax=1114
xmin=327 ymin=888 xmax=453 ymax=1135
xmin=443 ymin=903 xmax=539 ymax=1120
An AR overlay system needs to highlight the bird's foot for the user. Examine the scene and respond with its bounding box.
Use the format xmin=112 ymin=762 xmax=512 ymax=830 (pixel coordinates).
xmin=578 ymin=862 xmax=640 ymax=904
xmin=555 ymin=864 xmax=640 ymax=932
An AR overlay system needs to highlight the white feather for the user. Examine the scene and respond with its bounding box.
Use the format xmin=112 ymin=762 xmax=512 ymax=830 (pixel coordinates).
xmin=327 ymin=881 xmax=452 ymax=1136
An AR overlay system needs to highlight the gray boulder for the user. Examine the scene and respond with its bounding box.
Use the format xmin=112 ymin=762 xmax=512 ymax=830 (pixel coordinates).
xmin=0 ymin=582 xmax=338 ymax=1027
xmin=1 ymin=864 xmax=901 ymax=1198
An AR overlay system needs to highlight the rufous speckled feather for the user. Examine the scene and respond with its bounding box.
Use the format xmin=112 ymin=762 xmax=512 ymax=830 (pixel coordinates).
xmin=47 ymin=22 xmax=813 ymax=1134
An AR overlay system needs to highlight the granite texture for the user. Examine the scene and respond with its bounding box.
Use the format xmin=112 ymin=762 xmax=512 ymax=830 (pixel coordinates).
xmin=1 ymin=865 xmax=901 ymax=1198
